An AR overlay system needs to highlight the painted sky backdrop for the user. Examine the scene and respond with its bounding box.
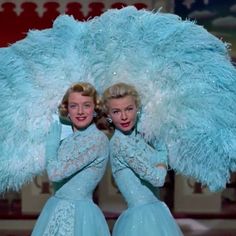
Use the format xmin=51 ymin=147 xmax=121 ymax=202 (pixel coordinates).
xmin=174 ymin=0 xmax=236 ymax=59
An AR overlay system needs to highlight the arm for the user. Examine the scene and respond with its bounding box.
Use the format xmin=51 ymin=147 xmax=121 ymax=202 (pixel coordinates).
xmin=137 ymin=134 xmax=168 ymax=167
xmin=112 ymin=133 xmax=167 ymax=187
xmin=150 ymin=139 xmax=169 ymax=168
xmin=47 ymin=131 xmax=109 ymax=181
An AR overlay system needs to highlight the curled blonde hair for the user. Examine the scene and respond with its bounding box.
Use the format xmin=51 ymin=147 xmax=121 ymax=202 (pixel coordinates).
xmin=102 ymin=82 xmax=141 ymax=114
xmin=59 ymin=82 xmax=100 ymax=120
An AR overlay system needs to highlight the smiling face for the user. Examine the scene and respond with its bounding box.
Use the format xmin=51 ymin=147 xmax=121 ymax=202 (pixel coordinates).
xmin=68 ymin=92 xmax=95 ymax=130
xmin=107 ymin=95 xmax=138 ymax=132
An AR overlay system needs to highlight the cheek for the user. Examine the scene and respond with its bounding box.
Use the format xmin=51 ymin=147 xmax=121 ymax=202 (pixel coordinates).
xmin=109 ymin=113 xmax=117 ymax=121
xmin=130 ymin=112 xmax=138 ymax=123
xmin=87 ymin=108 xmax=95 ymax=118
xmin=133 ymin=112 xmax=138 ymax=120
xmin=68 ymin=108 xmax=75 ymax=117
xmin=110 ymin=116 xmax=121 ymax=126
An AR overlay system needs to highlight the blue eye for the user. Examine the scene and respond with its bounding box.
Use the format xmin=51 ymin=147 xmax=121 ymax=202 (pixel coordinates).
xmin=69 ymin=104 xmax=77 ymax=109
xmin=84 ymin=103 xmax=91 ymax=108
xmin=125 ymin=107 xmax=134 ymax=112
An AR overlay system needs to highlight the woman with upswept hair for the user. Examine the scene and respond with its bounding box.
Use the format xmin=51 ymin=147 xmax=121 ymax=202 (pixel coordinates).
xmin=32 ymin=82 xmax=110 ymax=236
xmin=102 ymin=82 xmax=183 ymax=236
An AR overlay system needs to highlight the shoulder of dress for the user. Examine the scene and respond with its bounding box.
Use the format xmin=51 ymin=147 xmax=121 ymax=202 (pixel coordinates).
xmin=92 ymin=127 xmax=109 ymax=139
xmin=110 ymin=132 xmax=130 ymax=151
xmin=110 ymin=131 xmax=121 ymax=142
xmin=84 ymin=127 xmax=109 ymax=147
xmin=98 ymin=132 xmax=110 ymax=146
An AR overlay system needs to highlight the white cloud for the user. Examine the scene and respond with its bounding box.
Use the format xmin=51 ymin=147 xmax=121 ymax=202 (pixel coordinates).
xmin=230 ymin=4 xmax=236 ymax=13
xmin=212 ymin=16 xmax=236 ymax=29
xmin=188 ymin=10 xmax=216 ymax=19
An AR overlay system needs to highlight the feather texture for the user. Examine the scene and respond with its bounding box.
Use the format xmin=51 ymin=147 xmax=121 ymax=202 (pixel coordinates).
xmin=0 ymin=7 xmax=236 ymax=192
xmin=89 ymin=7 xmax=236 ymax=191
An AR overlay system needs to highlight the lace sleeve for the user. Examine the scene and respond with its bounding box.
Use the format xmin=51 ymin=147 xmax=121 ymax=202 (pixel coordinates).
xmin=112 ymin=133 xmax=167 ymax=187
xmin=137 ymin=133 xmax=168 ymax=166
xmin=149 ymin=139 xmax=168 ymax=166
xmin=47 ymin=130 xmax=109 ymax=181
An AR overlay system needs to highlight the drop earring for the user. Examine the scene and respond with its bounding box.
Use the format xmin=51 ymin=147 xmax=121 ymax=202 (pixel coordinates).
xmin=106 ymin=116 xmax=113 ymax=123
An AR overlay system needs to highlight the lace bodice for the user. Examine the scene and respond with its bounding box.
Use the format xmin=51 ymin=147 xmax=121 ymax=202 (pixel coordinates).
xmin=110 ymin=129 xmax=167 ymax=207
xmin=46 ymin=124 xmax=109 ymax=200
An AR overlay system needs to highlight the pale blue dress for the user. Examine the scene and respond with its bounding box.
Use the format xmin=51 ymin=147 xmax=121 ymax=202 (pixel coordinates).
xmin=110 ymin=129 xmax=183 ymax=236
xmin=31 ymin=124 xmax=110 ymax=236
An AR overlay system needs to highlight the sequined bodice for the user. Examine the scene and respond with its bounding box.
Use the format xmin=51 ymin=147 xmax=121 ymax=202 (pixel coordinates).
xmin=47 ymin=124 xmax=109 ymax=201
xmin=110 ymin=129 xmax=167 ymax=207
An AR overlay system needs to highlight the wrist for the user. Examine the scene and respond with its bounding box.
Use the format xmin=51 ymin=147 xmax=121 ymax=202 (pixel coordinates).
xmin=156 ymin=163 xmax=167 ymax=169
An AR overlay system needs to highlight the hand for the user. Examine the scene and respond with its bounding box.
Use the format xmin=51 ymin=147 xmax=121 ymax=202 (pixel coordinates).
xmin=156 ymin=163 xmax=167 ymax=169
xmin=45 ymin=119 xmax=62 ymax=163
xmin=156 ymin=165 xmax=167 ymax=186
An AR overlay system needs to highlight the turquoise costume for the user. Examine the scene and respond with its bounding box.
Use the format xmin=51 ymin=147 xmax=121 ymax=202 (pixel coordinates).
xmin=1 ymin=5 xmax=235 ymax=236
xmin=1 ymin=7 xmax=236 ymax=193
xmin=110 ymin=129 xmax=183 ymax=236
xmin=31 ymin=124 xmax=110 ymax=236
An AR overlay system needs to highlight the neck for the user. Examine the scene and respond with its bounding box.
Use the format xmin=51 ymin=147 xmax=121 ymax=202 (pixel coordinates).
xmin=118 ymin=126 xmax=136 ymax=136
xmin=73 ymin=122 xmax=94 ymax=132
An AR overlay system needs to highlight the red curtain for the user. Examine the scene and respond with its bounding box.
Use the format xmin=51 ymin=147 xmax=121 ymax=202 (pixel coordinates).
xmin=0 ymin=1 xmax=148 ymax=47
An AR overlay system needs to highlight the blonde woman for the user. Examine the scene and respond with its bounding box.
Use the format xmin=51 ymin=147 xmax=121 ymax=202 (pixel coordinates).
xmin=32 ymin=82 xmax=110 ymax=236
xmin=102 ymin=82 xmax=183 ymax=236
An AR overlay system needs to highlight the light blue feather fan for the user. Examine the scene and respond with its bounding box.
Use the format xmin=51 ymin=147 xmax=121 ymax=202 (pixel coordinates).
xmin=89 ymin=7 xmax=236 ymax=191
xmin=0 ymin=6 xmax=236 ymax=192
xmin=0 ymin=16 xmax=96 ymax=192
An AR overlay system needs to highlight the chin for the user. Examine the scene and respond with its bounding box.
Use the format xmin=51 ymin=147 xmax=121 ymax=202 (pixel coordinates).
xmin=74 ymin=121 xmax=91 ymax=130
xmin=119 ymin=126 xmax=132 ymax=132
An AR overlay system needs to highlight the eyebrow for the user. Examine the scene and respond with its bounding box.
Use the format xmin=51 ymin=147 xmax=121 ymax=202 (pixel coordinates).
xmin=111 ymin=105 xmax=134 ymax=110
xmin=69 ymin=101 xmax=93 ymax=104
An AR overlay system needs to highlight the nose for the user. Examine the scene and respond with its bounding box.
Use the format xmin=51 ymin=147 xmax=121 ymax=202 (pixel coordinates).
xmin=121 ymin=111 xmax=128 ymax=121
xmin=77 ymin=106 xmax=84 ymax=115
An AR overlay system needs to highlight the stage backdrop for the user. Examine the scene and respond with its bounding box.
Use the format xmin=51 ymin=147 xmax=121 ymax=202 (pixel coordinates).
xmin=0 ymin=0 xmax=174 ymax=47
xmin=174 ymin=0 xmax=236 ymax=60
xmin=1 ymin=0 xmax=235 ymax=59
